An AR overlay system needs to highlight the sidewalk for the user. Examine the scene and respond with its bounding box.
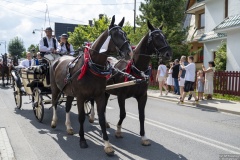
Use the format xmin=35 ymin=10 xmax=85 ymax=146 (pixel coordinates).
xmin=147 ymin=89 xmax=240 ymax=116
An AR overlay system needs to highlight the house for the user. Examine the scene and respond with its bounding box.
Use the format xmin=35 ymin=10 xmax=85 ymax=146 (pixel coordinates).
xmin=185 ymin=0 xmax=240 ymax=71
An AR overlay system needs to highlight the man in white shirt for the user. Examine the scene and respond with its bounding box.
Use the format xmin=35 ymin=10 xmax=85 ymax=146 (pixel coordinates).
xmin=178 ymin=56 xmax=198 ymax=104
xmin=57 ymin=33 xmax=74 ymax=56
xmin=19 ymin=52 xmax=34 ymax=68
xmin=39 ymin=27 xmax=59 ymax=60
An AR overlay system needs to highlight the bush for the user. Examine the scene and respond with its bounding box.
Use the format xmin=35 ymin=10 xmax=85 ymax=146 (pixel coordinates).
xmin=214 ymin=41 xmax=226 ymax=71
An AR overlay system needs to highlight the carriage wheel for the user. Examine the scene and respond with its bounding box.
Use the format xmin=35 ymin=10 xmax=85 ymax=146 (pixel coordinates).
xmin=33 ymin=88 xmax=44 ymax=122
xmin=84 ymin=100 xmax=92 ymax=115
xmin=13 ymin=80 xmax=22 ymax=109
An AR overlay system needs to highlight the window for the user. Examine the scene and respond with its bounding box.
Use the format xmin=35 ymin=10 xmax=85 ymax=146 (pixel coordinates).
xmin=225 ymin=0 xmax=228 ymax=18
xmin=199 ymin=13 xmax=205 ymax=29
xmin=197 ymin=47 xmax=204 ymax=63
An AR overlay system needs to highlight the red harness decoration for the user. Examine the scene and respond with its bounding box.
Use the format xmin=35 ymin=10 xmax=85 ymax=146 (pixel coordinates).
xmin=124 ymin=60 xmax=133 ymax=82
xmin=77 ymin=52 xmax=90 ymax=80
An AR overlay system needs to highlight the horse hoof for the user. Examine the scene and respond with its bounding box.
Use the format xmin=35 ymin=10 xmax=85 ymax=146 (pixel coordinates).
xmin=67 ymin=129 xmax=74 ymax=135
xmin=80 ymin=141 xmax=88 ymax=148
xmin=115 ymin=131 xmax=123 ymax=138
xmin=51 ymin=121 xmax=57 ymax=128
xmin=89 ymin=118 xmax=94 ymax=123
xmin=104 ymin=147 xmax=115 ymax=156
xmin=141 ymin=139 xmax=151 ymax=146
xmin=106 ymin=122 xmax=110 ymax=128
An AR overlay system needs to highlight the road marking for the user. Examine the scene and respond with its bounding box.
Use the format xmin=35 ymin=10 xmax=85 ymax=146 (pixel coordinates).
xmin=0 ymin=128 xmax=15 ymax=159
xmin=126 ymin=112 xmax=240 ymax=154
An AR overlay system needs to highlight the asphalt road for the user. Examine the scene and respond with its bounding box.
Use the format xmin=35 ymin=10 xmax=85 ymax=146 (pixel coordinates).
xmin=0 ymin=84 xmax=240 ymax=160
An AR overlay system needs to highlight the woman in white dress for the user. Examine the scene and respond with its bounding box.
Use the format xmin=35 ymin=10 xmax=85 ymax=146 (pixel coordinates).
xmin=156 ymin=61 xmax=169 ymax=96
xmin=202 ymin=61 xmax=215 ymax=100
xmin=166 ymin=62 xmax=174 ymax=92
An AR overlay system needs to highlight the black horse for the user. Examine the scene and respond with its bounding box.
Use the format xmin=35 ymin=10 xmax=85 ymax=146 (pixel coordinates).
xmin=50 ymin=16 xmax=132 ymax=156
xmin=1 ymin=54 xmax=10 ymax=86
xmin=89 ymin=21 xmax=172 ymax=146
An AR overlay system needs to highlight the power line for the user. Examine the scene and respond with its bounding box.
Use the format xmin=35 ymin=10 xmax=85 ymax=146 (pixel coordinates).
xmin=1 ymin=0 xmax=86 ymax=23
xmin=19 ymin=0 xmax=140 ymax=6
xmin=0 ymin=4 xmax=46 ymax=21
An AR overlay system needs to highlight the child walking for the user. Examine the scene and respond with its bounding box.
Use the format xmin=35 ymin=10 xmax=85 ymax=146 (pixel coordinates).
xmin=197 ymin=70 xmax=205 ymax=100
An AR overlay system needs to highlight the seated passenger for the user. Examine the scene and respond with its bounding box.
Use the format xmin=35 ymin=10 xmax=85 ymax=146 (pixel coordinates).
xmin=57 ymin=33 xmax=74 ymax=56
xmin=18 ymin=52 xmax=34 ymax=69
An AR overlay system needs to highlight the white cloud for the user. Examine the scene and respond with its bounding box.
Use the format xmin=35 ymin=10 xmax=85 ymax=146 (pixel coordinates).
xmin=0 ymin=0 xmax=143 ymax=53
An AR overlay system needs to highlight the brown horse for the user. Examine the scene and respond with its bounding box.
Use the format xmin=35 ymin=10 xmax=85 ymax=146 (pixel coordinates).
xmin=50 ymin=16 xmax=132 ymax=156
xmin=89 ymin=21 xmax=172 ymax=146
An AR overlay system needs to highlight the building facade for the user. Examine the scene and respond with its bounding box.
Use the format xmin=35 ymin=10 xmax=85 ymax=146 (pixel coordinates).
xmin=186 ymin=0 xmax=240 ymax=71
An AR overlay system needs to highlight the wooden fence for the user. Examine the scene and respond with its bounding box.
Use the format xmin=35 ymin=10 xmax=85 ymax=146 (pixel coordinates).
xmin=149 ymin=70 xmax=240 ymax=96
xmin=214 ymin=71 xmax=240 ymax=96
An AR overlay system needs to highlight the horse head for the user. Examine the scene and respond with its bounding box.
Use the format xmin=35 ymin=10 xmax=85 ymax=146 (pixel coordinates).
xmin=147 ymin=20 xmax=172 ymax=61
xmin=90 ymin=16 xmax=132 ymax=59
xmin=107 ymin=16 xmax=132 ymax=60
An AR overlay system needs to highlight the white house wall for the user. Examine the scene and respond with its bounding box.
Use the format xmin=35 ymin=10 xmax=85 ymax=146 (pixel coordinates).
xmin=203 ymin=40 xmax=225 ymax=67
xmin=228 ymin=0 xmax=240 ymax=16
xmin=205 ymin=0 xmax=225 ymax=32
xmin=226 ymin=30 xmax=240 ymax=71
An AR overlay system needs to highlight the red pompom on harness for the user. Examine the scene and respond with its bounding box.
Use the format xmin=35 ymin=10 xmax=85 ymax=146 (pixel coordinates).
xmin=124 ymin=60 xmax=133 ymax=82
xmin=77 ymin=52 xmax=89 ymax=80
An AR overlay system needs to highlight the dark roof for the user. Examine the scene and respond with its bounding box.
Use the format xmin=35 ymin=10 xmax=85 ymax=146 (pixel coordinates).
xmin=214 ymin=14 xmax=240 ymax=31
xmin=199 ymin=31 xmax=227 ymax=42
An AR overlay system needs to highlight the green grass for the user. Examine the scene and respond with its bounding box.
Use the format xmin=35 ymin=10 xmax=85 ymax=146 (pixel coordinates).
xmin=148 ymin=86 xmax=159 ymax=90
xmin=213 ymin=93 xmax=240 ymax=102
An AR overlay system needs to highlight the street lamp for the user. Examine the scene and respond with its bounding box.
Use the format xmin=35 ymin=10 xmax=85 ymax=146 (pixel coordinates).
xmin=32 ymin=28 xmax=44 ymax=38
xmin=0 ymin=40 xmax=6 ymax=53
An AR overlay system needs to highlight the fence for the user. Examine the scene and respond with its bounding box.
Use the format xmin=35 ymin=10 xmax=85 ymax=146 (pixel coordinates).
xmin=214 ymin=71 xmax=240 ymax=96
xmin=149 ymin=70 xmax=240 ymax=96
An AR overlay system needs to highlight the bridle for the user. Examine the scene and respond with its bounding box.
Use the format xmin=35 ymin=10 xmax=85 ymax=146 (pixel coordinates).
xmin=108 ymin=26 xmax=131 ymax=57
xmin=137 ymin=29 xmax=170 ymax=58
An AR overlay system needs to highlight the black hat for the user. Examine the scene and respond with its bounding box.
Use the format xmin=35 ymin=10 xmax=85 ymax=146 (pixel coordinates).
xmin=60 ymin=33 xmax=68 ymax=39
xmin=45 ymin=27 xmax=53 ymax=31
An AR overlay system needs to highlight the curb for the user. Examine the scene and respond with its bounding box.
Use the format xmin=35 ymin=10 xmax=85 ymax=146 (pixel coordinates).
xmin=148 ymin=95 xmax=240 ymax=116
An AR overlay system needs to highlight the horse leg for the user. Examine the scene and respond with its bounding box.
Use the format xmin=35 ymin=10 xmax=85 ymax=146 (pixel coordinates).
xmin=88 ymin=98 xmax=95 ymax=123
xmin=6 ymin=71 xmax=9 ymax=85
xmin=95 ymin=94 xmax=114 ymax=156
xmin=136 ymin=94 xmax=150 ymax=146
xmin=77 ymin=97 xmax=88 ymax=148
xmin=104 ymin=93 xmax=110 ymax=128
xmin=2 ymin=71 xmax=4 ymax=86
xmin=115 ymin=95 xmax=126 ymax=138
xmin=50 ymin=75 xmax=60 ymax=128
xmin=65 ymin=96 xmax=74 ymax=135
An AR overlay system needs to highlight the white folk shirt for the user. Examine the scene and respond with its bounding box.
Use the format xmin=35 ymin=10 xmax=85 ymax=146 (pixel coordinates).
xmin=57 ymin=43 xmax=74 ymax=55
xmin=19 ymin=59 xmax=34 ymax=68
xmin=39 ymin=37 xmax=58 ymax=52
xmin=184 ymin=63 xmax=196 ymax=82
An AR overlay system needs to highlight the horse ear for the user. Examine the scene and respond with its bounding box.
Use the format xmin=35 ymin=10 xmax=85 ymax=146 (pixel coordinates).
xmin=159 ymin=24 xmax=163 ymax=30
xmin=118 ymin=17 xmax=125 ymax=27
xmin=110 ymin=15 xmax=115 ymax=28
xmin=147 ymin=20 xmax=154 ymax=31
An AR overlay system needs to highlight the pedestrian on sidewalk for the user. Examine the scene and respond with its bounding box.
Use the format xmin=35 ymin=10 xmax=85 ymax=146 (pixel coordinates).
xmin=172 ymin=59 xmax=180 ymax=95
xmin=156 ymin=60 xmax=169 ymax=96
xmin=166 ymin=62 xmax=174 ymax=93
xmin=178 ymin=56 xmax=198 ymax=104
xmin=202 ymin=61 xmax=215 ymax=100
xmin=197 ymin=70 xmax=205 ymax=100
xmin=178 ymin=56 xmax=188 ymax=99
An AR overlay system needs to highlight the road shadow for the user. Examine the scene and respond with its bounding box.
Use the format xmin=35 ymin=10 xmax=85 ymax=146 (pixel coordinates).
xmin=14 ymin=106 xmax=187 ymax=160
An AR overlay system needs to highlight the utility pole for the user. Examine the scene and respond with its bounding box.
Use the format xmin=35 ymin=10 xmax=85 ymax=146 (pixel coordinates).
xmin=134 ymin=0 xmax=136 ymax=33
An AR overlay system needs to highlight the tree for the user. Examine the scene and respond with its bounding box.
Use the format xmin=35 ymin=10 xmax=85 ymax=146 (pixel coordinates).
xmin=27 ymin=44 xmax=39 ymax=52
xmin=138 ymin=0 xmax=189 ymax=61
xmin=68 ymin=15 xmax=110 ymax=49
xmin=8 ymin=37 xmax=25 ymax=57
xmin=215 ymin=41 xmax=226 ymax=71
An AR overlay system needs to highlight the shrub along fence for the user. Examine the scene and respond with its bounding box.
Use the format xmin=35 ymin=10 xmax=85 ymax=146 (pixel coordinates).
xmin=149 ymin=70 xmax=240 ymax=96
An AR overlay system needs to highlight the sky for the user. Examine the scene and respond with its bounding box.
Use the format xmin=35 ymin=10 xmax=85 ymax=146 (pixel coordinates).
xmin=0 ymin=0 xmax=144 ymax=54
